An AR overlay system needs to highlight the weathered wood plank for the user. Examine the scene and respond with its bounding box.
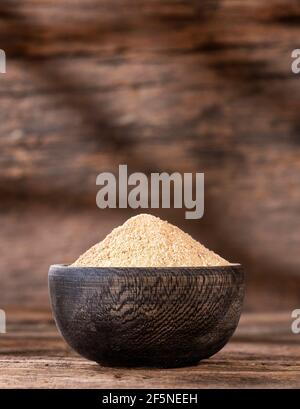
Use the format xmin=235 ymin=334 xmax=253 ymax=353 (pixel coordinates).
xmin=0 ymin=310 xmax=299 ymax=388
xmin=1 ymin=1 xmax=300 ymax=309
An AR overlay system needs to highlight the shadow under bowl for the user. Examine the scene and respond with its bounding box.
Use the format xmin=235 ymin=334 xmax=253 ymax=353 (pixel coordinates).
xmin=49 ymin=264 xmax=245 ymax=368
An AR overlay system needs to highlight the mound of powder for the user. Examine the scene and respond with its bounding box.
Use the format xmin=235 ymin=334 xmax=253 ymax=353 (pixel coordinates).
xmin=71 ymin=214 xmax=230 ymax=268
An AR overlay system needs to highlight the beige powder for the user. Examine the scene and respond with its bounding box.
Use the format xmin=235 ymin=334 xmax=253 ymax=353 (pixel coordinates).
xmin=71 ymin=214 xmax=230 ymax=267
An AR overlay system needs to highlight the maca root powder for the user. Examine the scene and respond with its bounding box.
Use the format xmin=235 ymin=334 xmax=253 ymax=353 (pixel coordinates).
xmin=71 ymin=214 xmax=230 ymax=268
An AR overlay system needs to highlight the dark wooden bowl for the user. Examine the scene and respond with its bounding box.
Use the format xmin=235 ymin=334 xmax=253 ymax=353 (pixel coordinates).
xmin=49 ymin=264 xmax=245 ymax=368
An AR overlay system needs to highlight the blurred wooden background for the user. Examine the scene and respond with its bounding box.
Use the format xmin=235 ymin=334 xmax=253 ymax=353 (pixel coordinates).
xmin=0 ymin=0 xmax=300 ymax=310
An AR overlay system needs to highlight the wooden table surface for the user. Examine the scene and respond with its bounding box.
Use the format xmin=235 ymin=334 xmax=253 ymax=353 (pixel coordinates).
xmin=0 ymin=309 xmax=299 ymax=389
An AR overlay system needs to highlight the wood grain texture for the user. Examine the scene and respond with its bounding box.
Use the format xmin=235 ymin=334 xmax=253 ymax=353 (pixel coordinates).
xmin=49 ymin=265 xmax=244 ymax=367
xmin=0 ymin=309 xmax=299 ymax=388
xmin=0 ymin=0 xmax=300 ymax=310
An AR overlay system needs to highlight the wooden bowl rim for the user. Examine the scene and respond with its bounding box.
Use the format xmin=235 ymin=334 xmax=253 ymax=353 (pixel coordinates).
xmin=49 ymin=263 xmax=243 ymax=277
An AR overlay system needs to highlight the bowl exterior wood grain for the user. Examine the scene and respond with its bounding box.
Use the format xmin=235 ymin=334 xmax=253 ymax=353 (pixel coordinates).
xmin=49 ymin=265 xmax=245 ymax=368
